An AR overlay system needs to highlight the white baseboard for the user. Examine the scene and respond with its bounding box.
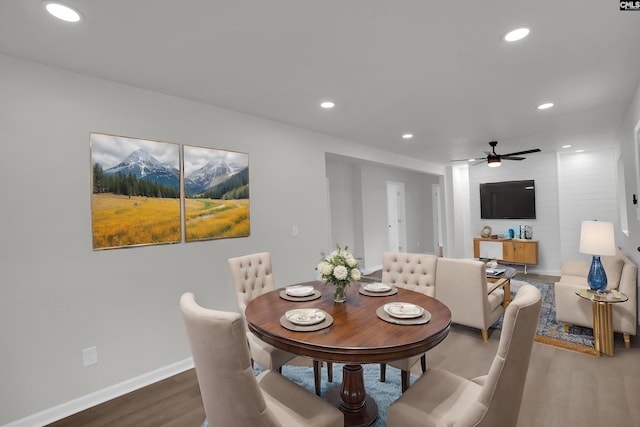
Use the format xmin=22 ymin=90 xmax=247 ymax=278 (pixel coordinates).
xmin=3 ymin=358 xmax=194 ymax=427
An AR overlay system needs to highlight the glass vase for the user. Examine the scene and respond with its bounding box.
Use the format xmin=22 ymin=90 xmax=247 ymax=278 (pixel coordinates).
xmin=333 ymin=285 xmax=347 ymax=303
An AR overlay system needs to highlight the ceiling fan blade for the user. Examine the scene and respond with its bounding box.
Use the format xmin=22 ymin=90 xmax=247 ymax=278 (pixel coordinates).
xmin=501 ymin=156 xmax=526 ymax=161
xmin=471 ymin=158 xmax=488 ymax=166
xmin=500 ymin=148 xmax=541 ymax=157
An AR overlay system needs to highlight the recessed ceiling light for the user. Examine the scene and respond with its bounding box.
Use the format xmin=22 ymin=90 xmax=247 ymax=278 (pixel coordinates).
xmin=402 ymin=133 xmax=414 ymax=140
xmin=575 ymin=149 xmax=584 ymax=153
xmin=537 ymin=102 xmax=554 ymax=110
xmin=562 ymin=144 xmax=572 ymax=149
xmin=44 ymin=2 xmax=82 ymax=23
xmin=503 ymin=27 xmax=530 ymax=42
xmin=320 ymin=101 xmax=335 ymax=109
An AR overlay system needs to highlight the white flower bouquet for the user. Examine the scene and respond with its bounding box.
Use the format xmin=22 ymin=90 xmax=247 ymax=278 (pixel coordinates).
xmin=316 ymin=244 xmax=362 ymax=291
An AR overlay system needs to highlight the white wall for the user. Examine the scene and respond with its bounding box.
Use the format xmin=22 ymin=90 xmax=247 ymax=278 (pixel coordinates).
xmin=557 ymin=148 xmax=620 ymax=263
xmin=616 ymin=80 xmax=640 ymax=322
xmin=326 ymin=157 xmax=440 ymax=271
xmin=0 ymin=54 xmax=442 ymax=425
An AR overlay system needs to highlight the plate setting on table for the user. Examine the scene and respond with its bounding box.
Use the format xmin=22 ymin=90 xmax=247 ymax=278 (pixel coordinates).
xmin=279 ymin=285 xmax=322 ymax=301
xmin=286 ymin=308 xmax=326 ymax=325
xmin=285 ymin=285 xmax=315 ymax=297
xmin=280 ymin=308 xmax=333 ymax=331
xmin=376 ymin=302 xmax=431 ymax=325
xmin=384 ymin=302 xmax=424 ymax=318
xmin=359 ymin=282 xmax=398 ymax=297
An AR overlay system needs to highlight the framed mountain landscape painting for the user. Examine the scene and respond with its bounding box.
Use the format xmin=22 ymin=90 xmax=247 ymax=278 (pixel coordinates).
xmin=90 ymin=133 xmax=181 ymax=250
xmin=182 ymin=145 xmax=250 ymax=242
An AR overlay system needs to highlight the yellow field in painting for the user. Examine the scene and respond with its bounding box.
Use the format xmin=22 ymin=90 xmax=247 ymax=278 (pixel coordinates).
xmin=184 ymin=198 xmax=250 ymax=241
xmin=92 ymin=193 xmax=181 ymax=249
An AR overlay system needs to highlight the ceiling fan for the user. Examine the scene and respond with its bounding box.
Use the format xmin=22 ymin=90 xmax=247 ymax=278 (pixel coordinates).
xmin=451 ymin=141 xmax=541 ymax=167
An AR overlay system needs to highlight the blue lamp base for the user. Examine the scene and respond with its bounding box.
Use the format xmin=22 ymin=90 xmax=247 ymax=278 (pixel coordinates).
xmin=587 ymin=256 xmax=608 ymax=293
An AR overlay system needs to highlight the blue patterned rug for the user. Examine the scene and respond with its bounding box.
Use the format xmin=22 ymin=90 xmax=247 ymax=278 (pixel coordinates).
xmin=500 ymin=278 xmax=597 ymax=356
xmin=202 ymin=363 xmax=409 ymax=426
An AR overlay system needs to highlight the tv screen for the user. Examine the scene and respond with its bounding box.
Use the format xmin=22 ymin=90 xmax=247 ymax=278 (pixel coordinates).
xmin=480 ymin=179 xmax=536 ymax=219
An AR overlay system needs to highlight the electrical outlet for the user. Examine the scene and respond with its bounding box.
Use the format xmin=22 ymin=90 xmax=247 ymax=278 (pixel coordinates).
xmin=83 ymin=346 xmax=98 ymax=367
xmin=292 ymin=225 xmax=299 ymax=237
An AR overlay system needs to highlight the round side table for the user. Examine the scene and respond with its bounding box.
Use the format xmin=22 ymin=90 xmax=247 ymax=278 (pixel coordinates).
xmin=575 ymin=289 xmax=628 ymax=357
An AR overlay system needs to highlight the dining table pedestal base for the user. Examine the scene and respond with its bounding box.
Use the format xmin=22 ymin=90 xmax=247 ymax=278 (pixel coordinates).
xmin=325 ymin=364 xmax=378 ymax=427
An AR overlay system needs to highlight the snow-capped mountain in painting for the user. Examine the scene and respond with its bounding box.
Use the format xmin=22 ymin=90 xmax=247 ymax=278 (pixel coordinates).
xmin=103 ymin=149 xmax=180 ymax=189
xmin=184 ymin=158 xmax=242 ymax=195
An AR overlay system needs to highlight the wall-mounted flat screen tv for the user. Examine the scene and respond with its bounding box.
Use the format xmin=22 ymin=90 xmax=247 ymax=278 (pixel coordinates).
xmin=480 ymin=179 xmax=536 ymax=219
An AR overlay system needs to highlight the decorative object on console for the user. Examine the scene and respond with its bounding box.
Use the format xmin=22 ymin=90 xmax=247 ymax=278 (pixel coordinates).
xmin=579 ymin=220 xmax=616 ymax=292
xmin=481 ymin=226 xmax=492 ymax=238
xmin=316 ymin=244 xmax=362 ymax=302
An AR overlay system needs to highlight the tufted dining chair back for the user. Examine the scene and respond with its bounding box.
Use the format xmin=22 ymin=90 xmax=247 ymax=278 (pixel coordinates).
xmin=380 ymin=251 xmax=438 ymax=392
xmin=386 ymin=284 xmax=542 ymax=427
xmin=382 ymin=252 xmax=438 ymax=297
xmin=227 ymin=252 xmax=330 ymax=395
xmin=180 ymin=293 xmax=344 ymax=427
xmin=228 ymin=252 xmax=275 ymax=314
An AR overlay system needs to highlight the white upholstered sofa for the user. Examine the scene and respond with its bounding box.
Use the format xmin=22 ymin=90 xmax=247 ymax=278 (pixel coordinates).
xmin=555 ymin=248 xmax=637 ymax=348
xmin=382 ymin=252 xmax=506 ymax=341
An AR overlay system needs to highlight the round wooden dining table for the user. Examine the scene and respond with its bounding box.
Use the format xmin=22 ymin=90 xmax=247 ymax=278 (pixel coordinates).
xmin=245 ymin=281 xmax=452 ymax=427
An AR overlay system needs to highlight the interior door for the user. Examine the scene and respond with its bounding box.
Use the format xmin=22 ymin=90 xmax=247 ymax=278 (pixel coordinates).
xmin=387 ymin=181 xmax=406 ymax=252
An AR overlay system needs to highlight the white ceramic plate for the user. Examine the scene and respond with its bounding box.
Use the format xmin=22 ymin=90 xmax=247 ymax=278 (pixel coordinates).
xmin=285 ymin=309 xmax=326 ymax=325
xmin=285 ymin=286 xmax=315 ymax=297
xmin=363 ymin=282 xmax=392 ymax=293
xmin=383 ymin=302 xmax=424 ymax=319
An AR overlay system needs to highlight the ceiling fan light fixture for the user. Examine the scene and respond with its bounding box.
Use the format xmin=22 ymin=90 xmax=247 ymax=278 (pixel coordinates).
xmin=487 ymin=157 xmax=501 ymax=167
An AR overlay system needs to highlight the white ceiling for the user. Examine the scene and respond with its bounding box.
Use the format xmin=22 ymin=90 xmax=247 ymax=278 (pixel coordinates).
xmin=2 ymin=1 xmax=640 ymax=165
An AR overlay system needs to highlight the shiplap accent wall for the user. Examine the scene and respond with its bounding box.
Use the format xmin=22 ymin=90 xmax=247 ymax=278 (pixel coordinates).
xmin=464 ymin=148 xmax=617 ymax=275
xmin=468 ymin=152 xmax=561 ymax=274
xmin=557 ymin=149 xmax=619 ymax=263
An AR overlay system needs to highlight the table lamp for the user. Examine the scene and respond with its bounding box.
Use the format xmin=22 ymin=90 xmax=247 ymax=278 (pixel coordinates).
xmin=579 ymin=220 xmax=616 ymax=292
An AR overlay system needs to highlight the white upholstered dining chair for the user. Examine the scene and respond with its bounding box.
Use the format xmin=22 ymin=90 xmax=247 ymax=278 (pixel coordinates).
xmin=386 ymin=284 xmax=542 ymax=427
xmin=227 ymin=252 xmax=331 ymax=395
xmin=435 ymin=257 xmax=505 ymax=342
xmin=180 ymin=292 xmax=344 ymax=427
xmin=379 ymin=251 xmax=439 ymax=392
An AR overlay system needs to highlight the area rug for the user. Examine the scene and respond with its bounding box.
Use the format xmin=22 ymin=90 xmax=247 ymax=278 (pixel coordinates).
xmin=202 ymin=363 xmax=409 ymax=427
xmin=276 ymin=363 xmax=407 ymax=426
xmin=503 ymin=278 xmax=598 ymax=356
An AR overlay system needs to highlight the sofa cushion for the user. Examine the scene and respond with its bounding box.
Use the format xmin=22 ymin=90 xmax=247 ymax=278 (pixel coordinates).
xmin=602 ymin=253 xmax=624 ymax=290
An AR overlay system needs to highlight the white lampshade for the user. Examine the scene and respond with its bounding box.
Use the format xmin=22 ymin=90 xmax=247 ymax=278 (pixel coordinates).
xmin=579 ymin=220 xmax=616 ymax=256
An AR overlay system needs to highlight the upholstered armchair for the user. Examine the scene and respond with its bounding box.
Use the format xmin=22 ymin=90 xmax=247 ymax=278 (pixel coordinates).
xmin=180 ymin=293 xmax=344 ymax=427
xmin=379 ymin=251 xmax=439 ymax=392
xmin=227 ymin=252 xmax=331 ymax=395
xmin=435 ymin=257 xmax=505 ymax=342
xmin=555 ymin=248 xmax=637 ymax=348
xmin=386 ymin=285 xmax=542 ymax=427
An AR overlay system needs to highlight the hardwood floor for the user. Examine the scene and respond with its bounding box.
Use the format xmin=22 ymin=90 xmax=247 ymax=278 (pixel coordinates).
xmin=47 ymin=273 xmax=640 ymax=427
xmin=46 ymin=370 xmax=205 ymax=427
